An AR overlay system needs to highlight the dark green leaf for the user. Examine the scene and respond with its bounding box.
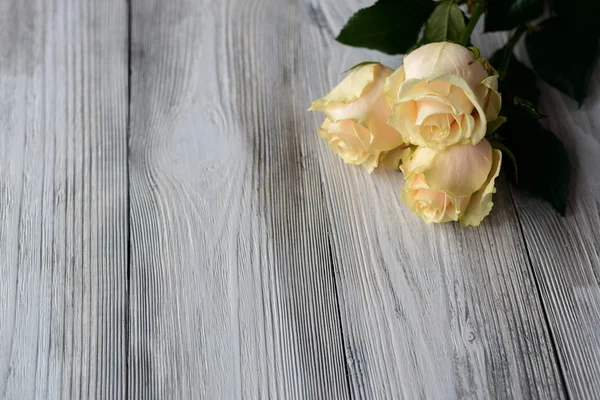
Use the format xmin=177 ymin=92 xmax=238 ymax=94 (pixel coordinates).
xmin=525 ymin=18 xmax=599 ymax=105
xmin=503 ymin=58 xmax=540 ymax=106
xmin=553 ymin=0 xmax=600 ymax=38
xmin=496 ymin=104 xmax=571 ymax=215
xmin=489 ymin=49 xmax=540 ymax=107
xmin=336 ymin=0 xmax=436 ymax=55
xmin=513 ymin=97 xmax=544 ymax=119
xmin=342 ymin=61 xmax=378 ymax=74
xmin=423 ymin=1 xmax=466 ymax=43
xmin=484 ymin=0 xmax=544 ymax=32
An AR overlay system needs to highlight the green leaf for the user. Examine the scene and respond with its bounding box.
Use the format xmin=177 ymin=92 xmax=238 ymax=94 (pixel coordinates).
xmin=496 ymin=104 xmax=571 ymax=215
xmin=513 ymin=97 xmax=544 ymax=119
xmin=423 ymin=1 xmax=466 ymax=43
xmin=504 ymin=58 xmax=540 ymax=106
xmin=484 ymin=0 xmax=544 ymax=32
xmin=342 ymin=61 xmax=378 ymax=74
xmin=336 ymin=0 xmax=436 ymax=55
xmin=525 ymin=18 xmax=600 ymax=105
xmin=489 ymin=49 xmax=540 ymax=107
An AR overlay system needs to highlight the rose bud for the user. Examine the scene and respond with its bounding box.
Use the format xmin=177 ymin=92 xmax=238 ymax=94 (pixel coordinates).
xmin=311 ymin=63 xmax=406 ymax=172
xmin=385 ymin=42 xmax=502 ymax=151
xmin=400 ymin=140 xmax=502 ymax=226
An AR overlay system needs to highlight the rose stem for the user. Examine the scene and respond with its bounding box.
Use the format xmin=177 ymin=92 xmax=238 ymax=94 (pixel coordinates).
xmin=458 ymin=2 xmax=485 ymax=46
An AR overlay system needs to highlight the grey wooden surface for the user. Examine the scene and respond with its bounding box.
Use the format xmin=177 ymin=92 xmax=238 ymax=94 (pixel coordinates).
xmin=0 ymin=0 xmax=599 ymax=399
xmin=0 ymin=0 xmax=128 ymax=398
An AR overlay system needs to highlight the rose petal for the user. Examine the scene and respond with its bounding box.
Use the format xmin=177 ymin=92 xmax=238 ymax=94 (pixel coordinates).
xmin=318 ymin=119 xmax=384 ymax=173
xmin=319 ymin=120 xmax=364 ymax=153
xmin=427 ymin=74 xmax=488 ymax=145
xmin=402 ymin=174 xmax=462 ymax=223
xmin=400 ymin=146 xmax=437 ymax=176
xmin=402 ymin=140 xmax=494 ymax=197
xmin=415 ymin=101 xmax=454 ymax=125
xmin=379 ymin=145 xmax=413 ymax=170
xmin=403 ymin=42 xmax=488 ymax=92
xmin=310 ymin=63 xmax=393 ymax=123
xmin=388 ymin=74 xmax=489 ymax=150
xmin=383 ymin=65 xmax=405 ymax=108
xmin=480 ymin=75 xmax=502 ymax=122
xmin=460 ymin=149 xmax=502 ymax=226
xmin=388 ymin=102 xmax=418 ymax=144
xmin=364 ymin=96 xmax=405 ymax=151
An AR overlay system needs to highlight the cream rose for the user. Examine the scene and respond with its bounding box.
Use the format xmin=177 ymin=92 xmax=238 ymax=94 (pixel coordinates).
xmin=385 ymin=42 xmax=501 ymax=151
xmin=401 ymin=140 xmax=502 ymax=226
xmin=311 ymin=63 xmax=406 ymax=172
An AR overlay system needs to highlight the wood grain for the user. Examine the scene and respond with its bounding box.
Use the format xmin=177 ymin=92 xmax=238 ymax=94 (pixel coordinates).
xmin=128 ymin=0 xmax=349 ymax=397
xmin=0 ymin=0 xmax=128 ymax=399
xmin=1 ymin=0 xmax=599 ymax=398
xmin=475 ymin=32 xmax=600 ymax=398
xmin=303 ymin=0 xmax=567 ymax=398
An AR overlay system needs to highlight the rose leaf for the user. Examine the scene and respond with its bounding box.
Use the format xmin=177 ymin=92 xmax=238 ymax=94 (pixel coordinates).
xmin=525 ymin=18 xmax=599 ymax=106
xmin=552 ymin=0 xmax=600 ymax=38
xmin=423 ymin=0 xmax=466 ymax=43
xmin=484 ymin=0 xmax=544 ymax=32
xmin=497 ymin=104 xmax=571 ymax=215
xmin=489 ymin=49 xmax=541 ymax=107
xmin=336 ymin=0 xmax=436 ymax=55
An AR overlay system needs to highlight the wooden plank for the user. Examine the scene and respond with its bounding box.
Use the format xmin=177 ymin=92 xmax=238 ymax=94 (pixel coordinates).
xmin=303 ymin=1 xmax=567 ymax=397
xmin=127 ymin=0 xmax=350 ymax=397
xmin=0 ymin=0 xmax=128 ymax=399
xmin=475 ymin=33 xmax=600 ymax=398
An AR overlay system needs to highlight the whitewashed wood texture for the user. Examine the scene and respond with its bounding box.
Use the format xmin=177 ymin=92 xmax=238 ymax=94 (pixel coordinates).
xmin=1 ymin=0 xmax=600 ymax=398
xmin=473 ymin=32 xmax=600 ymax=399
xmin=127 ymin=0 xmax=350 ymax=398
xmin=0 ymin=0 xmax=128 ymax=399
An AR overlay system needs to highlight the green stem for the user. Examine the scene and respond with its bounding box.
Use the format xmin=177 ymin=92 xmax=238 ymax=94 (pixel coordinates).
xmin=498 ymin=25 xmax=526 ymax=78
xmin=458 ymin=2 xmax=485 ymax=46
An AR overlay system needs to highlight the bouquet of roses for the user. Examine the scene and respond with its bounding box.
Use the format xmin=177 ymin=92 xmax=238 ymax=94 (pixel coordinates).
xmin=311 ymin=0 xmax=598 ymax=226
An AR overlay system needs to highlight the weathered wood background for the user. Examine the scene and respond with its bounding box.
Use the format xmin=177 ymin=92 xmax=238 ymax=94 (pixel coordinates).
xmin=1 ymin=0 xmax=599 ymax=398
